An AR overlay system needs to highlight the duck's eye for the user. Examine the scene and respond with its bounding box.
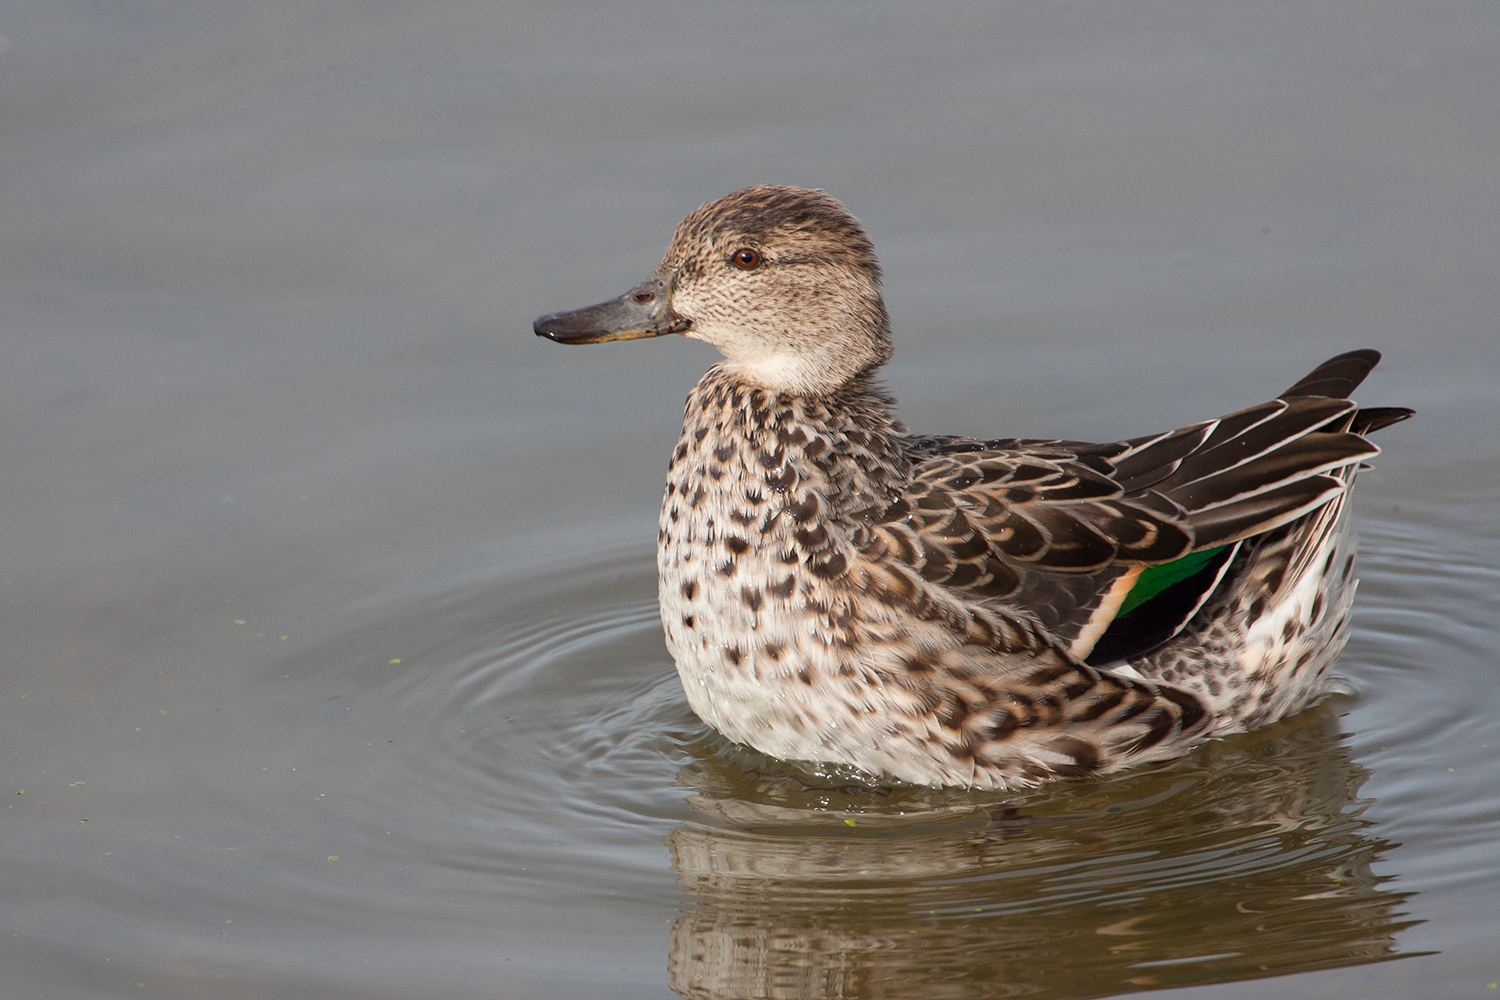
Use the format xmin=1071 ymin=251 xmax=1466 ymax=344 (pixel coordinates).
xmin=730 ymin=248 xmax=762 ymax=270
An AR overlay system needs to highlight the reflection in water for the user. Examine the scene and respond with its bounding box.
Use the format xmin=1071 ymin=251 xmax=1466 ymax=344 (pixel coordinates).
xmin=666 ymin=710 xmax=1424 ymax=999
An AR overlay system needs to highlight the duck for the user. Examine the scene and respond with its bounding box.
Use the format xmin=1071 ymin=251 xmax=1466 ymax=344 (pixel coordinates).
xmin=534 ymin=184 xmax=1412 ymax=789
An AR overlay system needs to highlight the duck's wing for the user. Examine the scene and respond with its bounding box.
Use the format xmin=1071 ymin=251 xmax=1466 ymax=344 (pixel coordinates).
xmin=860 ymin=350 xmax=1409 ymax=660
xmin=859 ymin=438 xmax=1193 ymax=656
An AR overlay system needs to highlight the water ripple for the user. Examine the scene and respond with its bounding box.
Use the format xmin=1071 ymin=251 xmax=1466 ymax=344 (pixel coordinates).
xmin=180 ymin=517 xmax=1483 ymax=998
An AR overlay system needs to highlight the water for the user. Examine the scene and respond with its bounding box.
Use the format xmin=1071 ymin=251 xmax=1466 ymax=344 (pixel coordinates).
xmin=2 ymin=3 xmax=1497 ymax=997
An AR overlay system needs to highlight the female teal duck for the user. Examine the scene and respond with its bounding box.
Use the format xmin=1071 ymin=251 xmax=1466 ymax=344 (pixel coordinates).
xmin=535 ymin=185 xmax=1412 ymax=789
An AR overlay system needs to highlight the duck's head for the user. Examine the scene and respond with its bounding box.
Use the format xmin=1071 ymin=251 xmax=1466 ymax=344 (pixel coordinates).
xmin=534 ymin=185 xmax=893 ymax=396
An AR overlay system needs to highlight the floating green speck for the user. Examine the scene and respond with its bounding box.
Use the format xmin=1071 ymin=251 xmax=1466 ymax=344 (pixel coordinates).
xmin=843 ymin=818 xmax=856 ymax=827
xmin=328 ymin=855 xmax=338 ymax=862
xmin=389 ymin=659 xmax=401 ymax=664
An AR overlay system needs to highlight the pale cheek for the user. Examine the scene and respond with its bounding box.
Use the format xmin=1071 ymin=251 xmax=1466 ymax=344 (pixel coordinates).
xmin=683 ymin=312 xmax=782 ymax=359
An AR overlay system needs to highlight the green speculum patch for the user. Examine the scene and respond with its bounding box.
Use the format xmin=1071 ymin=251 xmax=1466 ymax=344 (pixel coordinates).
xmin=1119 ymin=545 xmax=1232 ymax=617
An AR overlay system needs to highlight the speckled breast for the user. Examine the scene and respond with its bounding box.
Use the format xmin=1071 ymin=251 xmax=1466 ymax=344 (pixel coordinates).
xmin=654 ymin=367 xmax=906 ymax=762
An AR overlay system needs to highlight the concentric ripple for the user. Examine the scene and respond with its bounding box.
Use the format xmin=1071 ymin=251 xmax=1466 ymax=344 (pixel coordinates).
xmin=131 ymin=515 xmax=1476 ymax=999
xmin=307 ymin=543 xmax=708 ymax=907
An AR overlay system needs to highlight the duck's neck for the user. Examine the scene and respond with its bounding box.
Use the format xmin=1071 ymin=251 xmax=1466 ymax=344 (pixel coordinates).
xmin=665 ymin=365 xmax=909 ymax=535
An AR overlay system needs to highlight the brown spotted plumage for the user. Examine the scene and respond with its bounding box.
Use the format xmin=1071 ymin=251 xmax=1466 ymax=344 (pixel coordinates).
xmin=536 ymin=185 xmax=1411 ymax=788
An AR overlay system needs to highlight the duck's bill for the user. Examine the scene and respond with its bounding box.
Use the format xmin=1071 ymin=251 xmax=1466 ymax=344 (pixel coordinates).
xmin=533 ymin=275 xmax=689 ymax=344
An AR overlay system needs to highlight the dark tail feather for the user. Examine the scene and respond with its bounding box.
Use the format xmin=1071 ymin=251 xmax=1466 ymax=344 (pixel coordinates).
xmin=1284 ymin=351 xmax=1414 ymax=435
xmin=1282 ymin=349 xmax=1383 ymax=400
xmin=1352 ymin=406 xmax=1415 ymax=435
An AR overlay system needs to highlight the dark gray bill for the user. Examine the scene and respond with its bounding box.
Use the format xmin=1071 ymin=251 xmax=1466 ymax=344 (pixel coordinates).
xmin=533 ymin=273 xmax=690 ymax=344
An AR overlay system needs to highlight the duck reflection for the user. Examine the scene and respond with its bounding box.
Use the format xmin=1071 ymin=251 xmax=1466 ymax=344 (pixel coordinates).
xmin=666 ymin=708 xmax=1424 ymax=999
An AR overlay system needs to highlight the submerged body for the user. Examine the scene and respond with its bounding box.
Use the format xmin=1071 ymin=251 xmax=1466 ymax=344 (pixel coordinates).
xmin=537 ymin=185 xmax=1410 ymax=788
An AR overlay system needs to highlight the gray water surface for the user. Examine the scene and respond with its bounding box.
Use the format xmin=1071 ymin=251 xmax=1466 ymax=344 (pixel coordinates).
xmin=3 ymin=3 xmax=1498 ymax=998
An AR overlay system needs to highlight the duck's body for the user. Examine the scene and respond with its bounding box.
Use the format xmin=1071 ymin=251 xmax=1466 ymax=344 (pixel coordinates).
xmin=537 ymin=185 xmax=1411 ymax=789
